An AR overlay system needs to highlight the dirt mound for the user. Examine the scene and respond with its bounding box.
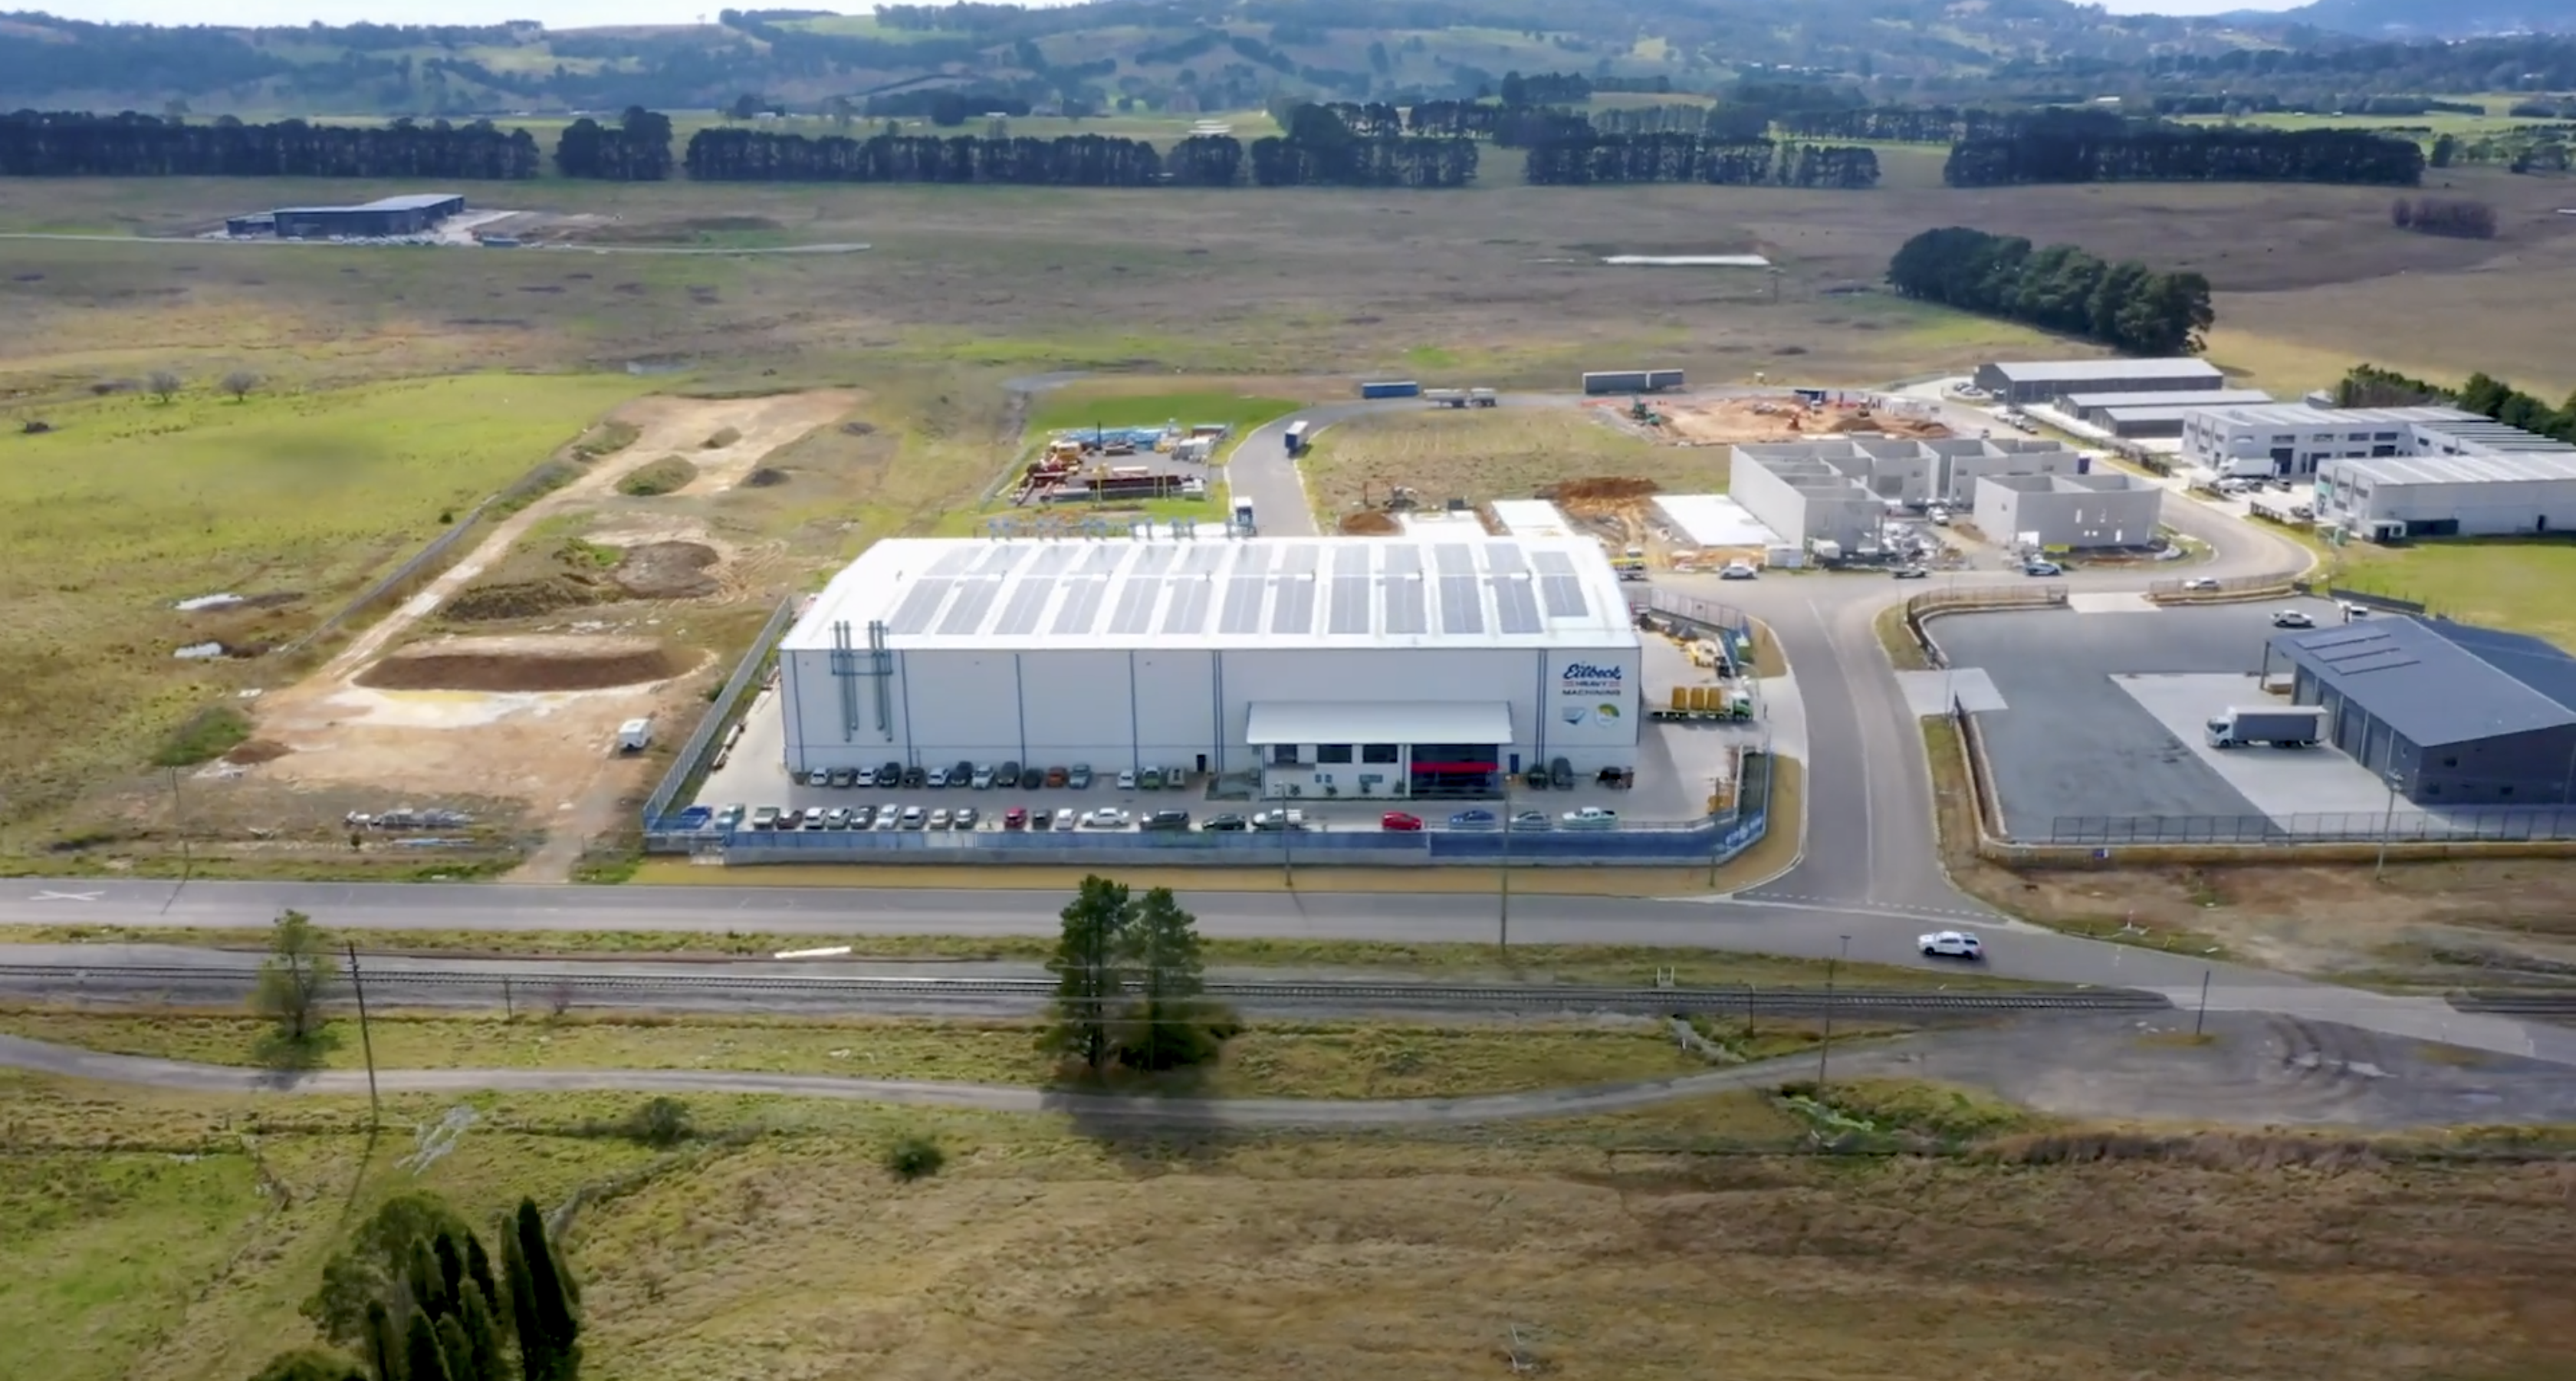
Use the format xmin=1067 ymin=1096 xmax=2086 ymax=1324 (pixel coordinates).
xmin=223 ymin=738 xmax=291 ymax=765
xmin=618 ymin=455 xmax=698 ymax=496
xmin=444 ymin=575 xmax=616 ymax=622
xmin=1339 ymin=511 xmax=1401 ymax=535
xmin=359 ymin=635 xmax=685 ymax=693
xmin=613 ymin=541 xmax=721 ymax=600
xmin=1551 ymin=476 xmax=1661 ymax=502
xmin=744 ymin=466 xmax=790 ymax=488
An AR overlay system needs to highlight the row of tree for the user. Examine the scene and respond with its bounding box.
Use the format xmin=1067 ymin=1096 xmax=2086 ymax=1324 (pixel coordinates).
xmin=1523 ymin=135 xmax=1879 ymax=189
xmin=2390 ymin=196 xmax=2497 ymax=240
xmin=2336 ymin=365 xmax=2576 ymax=445
xmin=0 ymin=110 xmax=539 ymax=179
xmin=1777 ymin=105 xmax=2032 ymax=143
xmin=682 ymin=128 xmax=1174 ymax=184
xmin=1888 ymin=228 xmax=2216 ymax=357
xmin=549 ymin=107 xmax=672 ymax=181
xmin=1943 ymin=127 xmax=2423 ymax=188
xmin=249 ymin=1192 xmax=583 ymax=1381
xmin=1590 ymin=104 xmax=1771 ymax=141
xmin=1043 ymin=875 xmax=1226 ymax=1074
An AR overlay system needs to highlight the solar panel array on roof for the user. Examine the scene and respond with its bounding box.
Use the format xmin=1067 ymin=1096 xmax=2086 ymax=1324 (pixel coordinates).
xmin=1219 ymin=574 xmax=1267 ymax=633
xmin=1384 ymin=576 xmax=1427 ymax=635
xmin=1271 ymin=576 xmax=1317 ymax=634
xmin=1051 ymin=578 xmax=1108 ymax=635
xmin=1487 ymin=544 xmax=1526 ymax=575
xmin=1235 ymin=545 xmax=1271 ymax=577
xmin=1382 ymin=544 xmax=1420 ymax=576
xmin=1183 ymin=544 xmax=1228 ymax=574
xmin=1491 ymin=575 xmax=1542 ymax=634
xmin=1133 ymin=544 xmax=1180 ymax=575
xmin=1438 ymin=574 xmax=1484 ymax=633
xmin=938 ymin=578 xmax=1003 ymax=635
xmin=1162 ymin=579 xmax=1212 ymax=635
xmin=971 ymin=545 xmax=1020 ymax=574
xmin=889 ymin=579 xmax=954 ymax=633
xmin=1434 ymin=544 xmax=1474 ymax=574
xmin=1539 ymin=574 xmax=1586 ymax=618
xmin=1079 ymin=545 xmax=1125 ymax=574
xmin=1109 ymin=577 xmax=1162 ymax=635
xmin=928 ymin=547 xmax=981 ymax=577
xmin=1276 ymin=544 xmax=1319 ymax=575
xmin=994 ymin=577 xmax=1054 ymax=635
xmin=1329 ymin=572 xmax=1372 ymax=633
xmin=1028 ymin=544 xmax=1081 ymax=575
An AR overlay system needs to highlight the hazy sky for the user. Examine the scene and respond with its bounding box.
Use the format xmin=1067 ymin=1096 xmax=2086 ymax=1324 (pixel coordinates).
xmin=38 ymin=0 xmax=2305 ymax=25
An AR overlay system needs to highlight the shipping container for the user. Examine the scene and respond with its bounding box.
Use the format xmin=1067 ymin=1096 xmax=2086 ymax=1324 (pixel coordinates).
xmin=1582 ymin=370 xmax=1651 ymax=395
xmin=1358 ymin=380 xmax=1421 ymax=399
xmin=1283 ymin=419 xmax=1311 ymax=455
xmin=1646 ymin=368 xmax=1686 ymax=391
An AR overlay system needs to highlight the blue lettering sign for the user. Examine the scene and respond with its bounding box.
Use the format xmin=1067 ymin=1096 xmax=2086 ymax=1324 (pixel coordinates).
xmin=1562 ymin=663 xmax=1624 ymax=682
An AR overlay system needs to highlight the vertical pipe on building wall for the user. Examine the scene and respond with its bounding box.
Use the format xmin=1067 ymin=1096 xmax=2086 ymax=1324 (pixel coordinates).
xmin=1212 ymin=651 xmax=1227 ymax=780
xmin=1014 ymin=652 xmax=1029 ymax=766
xmin=1128 ymin=649 xmax=1142 ymax=772
xmin=780 ymin=649 xmax=804 ymax=778
xmin=1532 ymin=649 xmax=1548 ymax=766
xmin=896 ymin=652 xmax=917 ymax=768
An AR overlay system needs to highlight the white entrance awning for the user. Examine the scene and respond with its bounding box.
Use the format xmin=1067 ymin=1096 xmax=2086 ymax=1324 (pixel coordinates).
xmin=1244 ymin=701 xmax=1512 ymax=745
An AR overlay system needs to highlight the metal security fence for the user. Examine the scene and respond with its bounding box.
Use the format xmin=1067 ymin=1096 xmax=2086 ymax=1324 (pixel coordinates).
xmin=2144 ymin=572 xmax=2289 ymax=600
xmin=2050 ymin=810 xmax=2576 ymax=845
xmin=640 ymin=595 xmax=800 ymax=828
xmin=1642 ymin=588 xmax=1752 ymax=636
xmin=283 ymin=498 xmax=496 ymax=654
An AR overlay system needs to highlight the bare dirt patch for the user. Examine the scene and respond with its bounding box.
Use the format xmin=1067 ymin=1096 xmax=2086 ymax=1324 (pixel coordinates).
xmin=1651 ymin=394 xmax=1953 ymax=446
xmin=356 ymin=634 xmax=685 ymax=693
xmin=610 ymin=541 xmax=721 ymax=600
xmin=219 ymin=738 xmax=289 ymax=766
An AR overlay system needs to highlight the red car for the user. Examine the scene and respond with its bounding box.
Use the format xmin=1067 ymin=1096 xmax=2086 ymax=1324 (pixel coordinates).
xmin=1381 ymin=811 xmax=1424 ymax=832
xmin=1002 ymin=807 xmax=1028 ymax=830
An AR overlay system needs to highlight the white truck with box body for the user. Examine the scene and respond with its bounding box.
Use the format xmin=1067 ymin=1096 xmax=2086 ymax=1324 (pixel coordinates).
xmin=616 ymin=717 xmax=654 ymax=752
xmin=2206 ymin=705 xmax=2326 ymax=749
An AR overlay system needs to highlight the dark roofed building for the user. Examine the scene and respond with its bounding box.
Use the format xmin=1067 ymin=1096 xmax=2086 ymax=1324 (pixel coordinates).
xmin=2269 ymin=617 xmax=2576 ymax=805
xmin=228 ymin=193 xmax=465 ymax=240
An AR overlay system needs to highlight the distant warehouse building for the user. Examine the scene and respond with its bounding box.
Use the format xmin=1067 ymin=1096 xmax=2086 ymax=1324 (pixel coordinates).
xmin=1971 ymin=472 xmax=2164 ymax=549
xmin=776 ymin=534 xmax=1641 ymax=798
xmin=2269 ymin=618 xmax=2576 ymax=806
xmin=226 ymin=193 xmax=466 ymax=239
xmin=2315 ymin=447 xmax=2576 ymax=541
xmin=1730 ymin=437 xmax=2108 ymax=554
xmin=1971 ymin=357 xmax=2226 ymax=406
xmin=2179 ymin=403 xmax=2486 ymax=478
xmin=2058 ymin=388 xmax=2274 ymax=439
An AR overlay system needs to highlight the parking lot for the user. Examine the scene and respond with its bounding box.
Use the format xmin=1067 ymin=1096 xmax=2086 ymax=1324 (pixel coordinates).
xmin=1930 ymin=596 xmax=2363 ymax=838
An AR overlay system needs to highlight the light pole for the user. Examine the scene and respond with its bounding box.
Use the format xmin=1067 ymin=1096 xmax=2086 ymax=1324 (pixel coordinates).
xmin=1816 ymin=933 xmax=1850 ymax=1090
xmin=1497 ymin=768 xmax=1512 ymax=952
xmin=2373 ymin=768 xmax=2405 ymax=882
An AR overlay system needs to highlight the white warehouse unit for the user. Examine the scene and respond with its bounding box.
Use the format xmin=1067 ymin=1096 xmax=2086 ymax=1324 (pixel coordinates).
xmin=1971 ymin=472 xmax=2164 ymax=550
xmin=1732 ymin=438 xmax=2090 ymax=554
xmin=777 ymin=535 xmax=1642 ymax=800
xmin=2178 ymin=403 xmax=2482 ymax=478
xmin=2315 ymin=450 xmax=2576 ymax=541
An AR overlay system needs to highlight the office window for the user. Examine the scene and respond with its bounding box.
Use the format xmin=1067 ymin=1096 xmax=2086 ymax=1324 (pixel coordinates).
xmin=2443 ymin=757 xmax=2458 ymax=768
xmin=2374 ymin=432 xmax=2399 ymax=442
xmin=1270 ymin=745 xmax=1302 ymax=766
xmin=1316 ymin=743 xmax=1353 ymax=764
xmin=1362 ymin=743 xmax=1400 ymax=764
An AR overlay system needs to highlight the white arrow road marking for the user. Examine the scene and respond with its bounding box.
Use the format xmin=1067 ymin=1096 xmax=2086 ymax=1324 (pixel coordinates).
xmin=31 ymin=890 xmax=102 ymax=902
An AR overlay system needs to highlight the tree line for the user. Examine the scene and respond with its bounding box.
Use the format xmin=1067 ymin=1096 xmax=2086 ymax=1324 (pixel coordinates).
xmin=1251 ymin=104 xmax=1477 ymax=187
xmin=1777 ymin=105 xmax=2029 ymax=143
xmin=1524 ymin=134 xmax=1879 ymax=189
xmin=1888 ymin=228 xmax=2215 ymax=357
xmin=1590 ymin=104 xmax=1771 ymax=140
xmin=683 ymin=127 xmax=1170 ymax=184
xmin=1043 ymin=875 xmax=1228 ymax=1074
xmin=0 ymin=110 xmax=538 ymax=179
xmin=2390 ymin=196 xmax=2496 ymax=240
xmin=1943 ymin=125 xmax=2423 ymax=188
xmin=2336 ymin=365 xmax=2576 ymax=445
xmin=549 ymin=107 xmax=672 ymax=180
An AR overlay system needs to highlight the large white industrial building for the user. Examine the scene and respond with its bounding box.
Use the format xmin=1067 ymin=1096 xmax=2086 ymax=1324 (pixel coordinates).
xmin=2178 ymin=403 xmax=2486 ymax=478
xmin=777 ymin=535 xmax=1642 ymax=799
xmin=1972 ymin=357 xmax=2226 ymax=406
xmin=2315 ymin=449 xmax=2576 ymax=540
xmin=1730 ymin=437 xmax=2154 ymax=552
xmin=1971 ymin=472 xmax=2165 ymax=549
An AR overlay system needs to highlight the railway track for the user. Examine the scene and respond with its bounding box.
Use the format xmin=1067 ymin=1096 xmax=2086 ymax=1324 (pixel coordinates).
xmin=0 ymin=961 xmax=2175 ymax=1016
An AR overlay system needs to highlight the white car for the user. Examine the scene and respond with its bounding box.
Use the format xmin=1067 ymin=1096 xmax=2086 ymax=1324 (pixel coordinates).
xmin=1918 ymin=930 xmax=1984 ymax=960
xmin=872 ymin=804 xmax=902 ymax=830
xmin=853 ymin=767 xmax=878 ymax=787
xmin=2272 ymin=609 xmax=2315 ymax=629
xmin=970 ymin=764 xmax=994 ymax=789
xmin=927 ymin=807 xmax=951 ymax=830
xmin=1717 ymin=561 xmax=1757 ymax=580
xmin=1559 ymin=806 xmax=1619 ymax=830
xmin=1050 ymin=808 xmax=1078 ymax=831
xmin=2181 ymin=577 xmax=2220 ymax=591
xmin=1116 ymin=769 xmax=1137 ymax=789
xmin=925 ymin=767 xmax=950 ymax=788
xmin=1081 ymin=807 xmax=1132 ymax=830
xmin=899 ymin=805 xmax=926 ymax=829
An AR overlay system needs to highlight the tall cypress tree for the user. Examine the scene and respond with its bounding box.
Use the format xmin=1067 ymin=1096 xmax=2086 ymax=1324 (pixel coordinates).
xmin=406 ymin=1239 xmax=445 ymax=1323
xmin=501 ymin=1232 xmax=544 ymax=1381
xmin=403 ymin=1314 xmax=454 ymax=1381
xmin=435 ymin=1316 xmax=477 ymax=1381
xmin=464 ymin=1232 xmax=504 ymax=1324
xmin=508 ymin=1199 xmax=579 ymax=1380
xmin=459 ymin=1285 xmax=505 ymax=1381
xmin=433 ymin=1234 xmax=466 ymax=1320
xmin=362 ymin=1300 xmax=402 ymax=1381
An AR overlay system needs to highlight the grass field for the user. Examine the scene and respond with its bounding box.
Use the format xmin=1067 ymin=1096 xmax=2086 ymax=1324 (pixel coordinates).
xmin=2327 ymin=537 xmax=2576 ymax=648
xmin=1303 ymin=409 xmax=1709 ymax=525
xmin=6 ymin=1073 xmax=2574 ymax=1381
xmin=1026 ymin=383 xmax=1307 ymax=442
xmin=0 ymin=373 xmax=643 ymax=832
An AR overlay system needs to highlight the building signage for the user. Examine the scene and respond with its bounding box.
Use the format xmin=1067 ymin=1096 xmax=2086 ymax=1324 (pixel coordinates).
xmin=1557 ymin=660 xmax=1628 ymax=732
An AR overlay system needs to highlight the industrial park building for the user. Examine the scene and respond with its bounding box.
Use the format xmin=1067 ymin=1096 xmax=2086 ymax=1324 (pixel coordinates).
xmin=2270 ymin=619 xmax=2576 ymax=806
xmin=776 ymin=535 xmax=1641 ymax=799
xmin=2177 ymin=403 xmax=2484 ymax=478
xmin=2058 ymin=388 xmax=2275 ymax=439
xmin=226 ymin=193 xmax=466 ymax=239
xmin=1970 ymin=472 xmax=2164 ymax=549
xmin=1971 ymin=357 xmax=2226 ymax=406
xmin=1730 ymin=437 xmax=2099 ymax=553
xmin=2315 ymin=446 xmax=2576 ymax=540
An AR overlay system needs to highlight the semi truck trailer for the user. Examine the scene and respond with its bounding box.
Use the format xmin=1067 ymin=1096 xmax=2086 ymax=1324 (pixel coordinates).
xmin=1358 ymin=380 xmax=1421 ymax=399
xmin=2206 ymin=705 xmax=2326 ymax=748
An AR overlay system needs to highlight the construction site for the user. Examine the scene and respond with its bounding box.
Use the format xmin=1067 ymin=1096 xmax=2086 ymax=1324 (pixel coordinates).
xmin=1598 ymin=390 xmax=1955 ymax=446
xmin=1005 ymin=423 xmax=1227 ymax=506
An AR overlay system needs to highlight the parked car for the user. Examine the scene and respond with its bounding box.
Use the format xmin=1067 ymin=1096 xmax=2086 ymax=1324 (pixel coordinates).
xmin=872 ymin=805 xmax=902 ymax=830
xmin=847 ymin=805 xmax=876 ymax=830
xmin=1138 ymin=767 xmax=1163 ymax=790
xmin=1447 ymin=808 xmax=1499 ymax=830
xmin=896 ymin=805 xmax=925 ymax=829
xmin=1050 ymin=808 xmax=1077 ymax=831
xmin=1069 ymin=764 xmax=1095 ymax=789
xmin=2340 ymin=601 xmax=2374 ymax=620
xmin=1004 ymin=807 xmax=1028 ymax=830
xmin=1029 ymin=808 xmax=1052 ymax=831
xmin=1201 ymin=813 xmax=1249 ymax=832
xmin=1927 ymin=508 xmax=1952 ymax=527
xmin=1559 ymin=806 xmax=1619 ymax=830
xmin=1140 ymin=808 xmax=1191 ymax=832
xmin=1081 ymin=807 xmax=1132 ymax=829
xmin=879 ymin=761 xmax=902 ymax=787
xmin=826 ymin=768 xmax=854 ymax=789
xmin=952 ymin=807 xmax=979 ymax=830
xmin=1550 ymin=757 xmax=1575 ymax=791
xmin=925 ymin=767 xmax=951 ymax=788
xmin=1510 ymin=810 xmax=1552 ymax=831
xmin=1116 ymin=769 xmax=1137 ymax=790
xmin=799 ymin=807 xmax=828 ymax=830
xmin=1919 ymin=929 xmax=1984 ymax=960
xmin=950 ymin=760 xmax=973 ymax=787
xmin=1381 ymin=811 xmax=1424 ymax=832
xmin=2022 ymin=561 xmax=2062 ymax=577
xmin=2181 ymin=577 xmax=2221 ymax=591
xmin=2272 ymin=609 xmax=2315 ymax=629
xmin=1044 ymin=765 xmax=1069 ymax=787
xmin=971 ymin=764 xmax=994 ymax=789
xmin=997 ymin=761 xmax=1022 ymax=787
xmin=927 ymin=807 xmax=951 ymax=830
xmin=853 ymin=767 xmax=878 ymax=788
xmin=1718 ymin=561 xmax=1758 ymax=580
xmin=823 ymin=807 xmax=853 ymax=830
xmin=748 ymin=805 xmax=781 ymax=831
xmin=902 ymin=766 xmax=928 ymax=788
xmin=1250 ymin=808 xmax=1307 ymax=831
xmin=1021 ymin=768 xmax=1046 ymax=790
xmin=1891 ymin=565 xmax=1930 ymax=580
xmin=714 ymin=804 xmax=746 ymax=831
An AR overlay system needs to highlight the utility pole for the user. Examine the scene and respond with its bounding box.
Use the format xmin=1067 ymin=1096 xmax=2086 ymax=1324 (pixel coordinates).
xmin=1815 ymin=934 xmax=1850 ymax=1090
xmin=2373 ymin=769 xmax=2402 ymax=882
xmin=346 ymin=942 xmax=380 ymax=1126
xmin=1497 ymin=771 xmax=1511 ymax=952
xmin=2193 ymin=968 xmax=2212 ymax=1038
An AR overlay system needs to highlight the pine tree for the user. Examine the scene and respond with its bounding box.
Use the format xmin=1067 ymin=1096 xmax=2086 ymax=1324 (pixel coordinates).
xmin=435 ymin=1316 xmax=477 ymax=1381
xmin=464 ymin=1232 xmax=504 ymax=1327
xmin=362 ymin=1300 xmax=402 ymax=1381
xmin=1119 ymin=886 xmax=1214 ymax=1070
xmin=433 ymin=1234 xmax=466 ymax=1320
xmin=501 ymin=1232 xmax=544 ymax=1381
xmin=509 ymin=1199 xmax=580 ymax=1381
xmin=459 ymin=1283 xmax=505 ymax=1381
xmin=407 ymin=1238 xmax=445 ymax=1323
xmin=1040 ymin=876 xmax=1131 ymax=1071
xmin=403 ymin=1314 xmax=453 ymax=1381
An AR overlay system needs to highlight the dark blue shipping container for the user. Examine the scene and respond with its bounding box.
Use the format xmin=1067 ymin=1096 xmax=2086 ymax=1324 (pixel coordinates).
xmin=1358 ymin=380 xmax=1421 ymax=399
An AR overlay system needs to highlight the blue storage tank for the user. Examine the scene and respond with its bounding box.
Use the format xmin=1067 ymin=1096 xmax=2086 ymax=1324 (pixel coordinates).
xmin=1358 ymin=380 xmax=1421 ymax=399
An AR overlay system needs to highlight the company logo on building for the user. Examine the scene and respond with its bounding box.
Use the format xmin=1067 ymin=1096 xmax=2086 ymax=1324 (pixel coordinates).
xmin=1562 ymin=662 xmax=1624 ymax=686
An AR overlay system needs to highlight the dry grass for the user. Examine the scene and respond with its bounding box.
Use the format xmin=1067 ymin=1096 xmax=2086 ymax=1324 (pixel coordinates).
xmin=1303 ymin=408 xmax=1713 ymax=528
xmin=7 ymin=1069 xmax=2574 ymax=1381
